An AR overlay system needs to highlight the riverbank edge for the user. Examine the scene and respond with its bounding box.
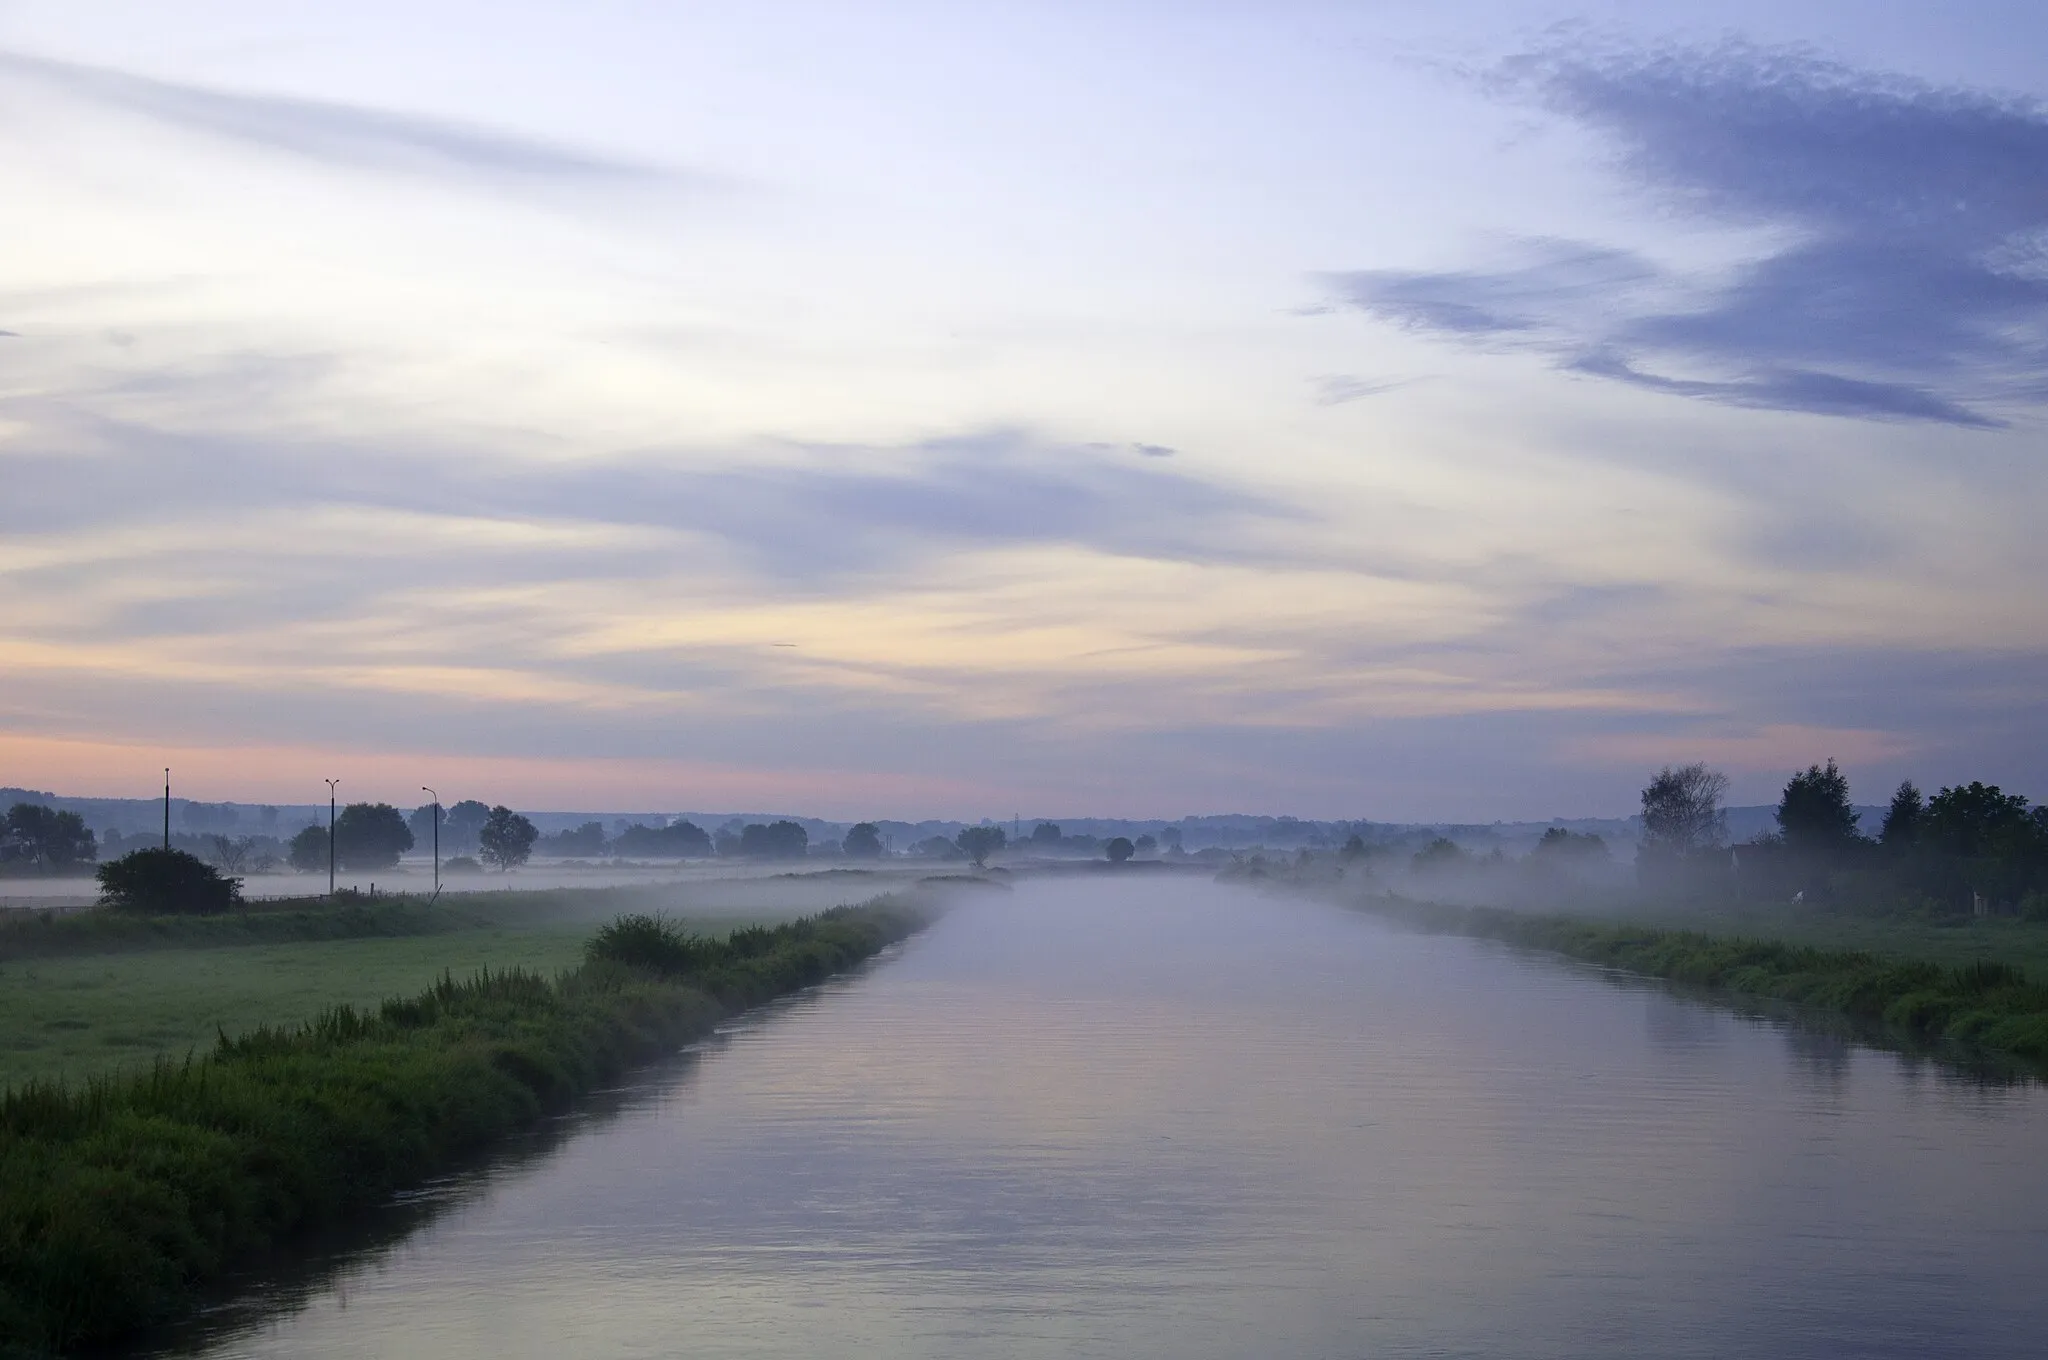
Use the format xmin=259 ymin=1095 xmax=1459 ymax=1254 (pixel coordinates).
xmin=0 ymin=896 xmax=934 ymax=1357
xmin=1342 ymin=893 xmax=2048 ymax=1066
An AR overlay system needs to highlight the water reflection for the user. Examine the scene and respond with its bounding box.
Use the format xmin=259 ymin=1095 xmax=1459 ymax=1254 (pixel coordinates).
xmin=154 ymin=879 xmax=2048 ymax=1360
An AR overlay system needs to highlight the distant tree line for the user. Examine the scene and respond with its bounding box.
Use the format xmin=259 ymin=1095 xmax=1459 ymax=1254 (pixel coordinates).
xmin=1 ymin=797 xmax=1191 ymax=880
xmin=1634 ymin=758 xmax=2048 ymax=918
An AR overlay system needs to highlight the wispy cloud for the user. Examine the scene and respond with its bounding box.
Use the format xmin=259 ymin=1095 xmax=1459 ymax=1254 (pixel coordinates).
xmin=0 ymin=406 xmax=1302 ymax=588
xmin=1312 ymin=375 xmax=1405 ymax=406
xmin=0 ymin=49 xmax=690 ymax=192
xmin=1330 ymin=40 xmax=2048 ymax=427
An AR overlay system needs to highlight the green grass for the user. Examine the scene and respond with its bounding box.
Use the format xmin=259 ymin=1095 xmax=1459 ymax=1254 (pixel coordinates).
xmin=1569 ymin=901 xmax=2048 ymax=979
xmin=1355 ymin=895 xmax=2048 ymax=1066
xmin=0 ymin=929 xmax=591 ymax=1089
xmin=0 ymin=883 xmax=865 ymax=1091
xmin=0 ymin=897 xmax=933 ymax=1357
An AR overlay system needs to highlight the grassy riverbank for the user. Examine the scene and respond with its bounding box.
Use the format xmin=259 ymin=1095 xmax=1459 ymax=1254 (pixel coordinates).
xmin=0 ymin=897 xmax=932 ymax=1357
xmin=1355 ymin=895 xmax=2048 ymax=1064
xmin=0 ymin=879 xmax=919 ymax=1089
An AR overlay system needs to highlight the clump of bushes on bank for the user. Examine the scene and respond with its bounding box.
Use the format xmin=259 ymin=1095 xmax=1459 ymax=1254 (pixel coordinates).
xmin=1363 ymin=897 xmax=2048 ymax=1062
xmin=95 ymin=847 xmax=243 ymax=914
xmin=0 ymin=897 xmax=929 ymax=1356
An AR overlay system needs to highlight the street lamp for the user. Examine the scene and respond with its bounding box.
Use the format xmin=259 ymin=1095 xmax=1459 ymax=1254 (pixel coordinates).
xmin=324 ymin=779 xmax=340 ymax=898
xmin=163 ymin=768 xmax=171 ymax=851
xmin=422 ymin=786 xmax=440 ymax=900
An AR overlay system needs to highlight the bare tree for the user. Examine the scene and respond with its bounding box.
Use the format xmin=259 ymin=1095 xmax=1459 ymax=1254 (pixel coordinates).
xmin=1640 ymin=763 xmax=1729 ymax=858
xmin=207 ymin=833 xmax=255 ymax=875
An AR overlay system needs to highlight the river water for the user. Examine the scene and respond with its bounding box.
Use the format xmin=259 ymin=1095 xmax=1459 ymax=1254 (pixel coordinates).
xmin=165 ymin=878 xmax=2048 ymax=1359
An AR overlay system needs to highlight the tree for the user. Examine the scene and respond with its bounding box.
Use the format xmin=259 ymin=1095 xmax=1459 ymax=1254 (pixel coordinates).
xmin=479 ymin=806 xmax=538 ymax=871
xmin=843 ymin=822 xmax=884 ymax=859
xmin=1104 ymin=836 xmax=1135 ymax=863
xmin=1880 ymin=781 xmax=1923 ymax=848
xmin=612 ymin=821 xmax=712 ymax=858
xmin=956 ymin=825 xmax=1006 ymax=867
xmin=1339 ymin=833 xmax=1368 ymax=860
xmin=913 ymin=835 xmax=964 ymax=860
xmin=207 ymin=834 xmax=258 ymax=874
xmin=407 ymin=802 xmax=445 ymax=846
xmin=288 ymin=824 xmax=328 ymax=873
xmin=97 ymin=847 xmax=242 ymax=914
xmin=541 ymin=821 xmax=607 ymax=857
xmin=1411 ymin=837 xmax=1468 ymax=873
xmin=1161 ymin=826 xmax=1184 ymax=852
xmin=1530 ymin=827 xmax=1609 ymax=862
xmin=1640 ymin=763 xmax=1729 ymax=859
xmin=1922 ymin=783 xmax=2033 ymax=859
xmin=739 ymin=820 xmax=808 ymax=859
xmin=1776 ymin=758 xmax=1862 ymax=854
xmin=2 ymin=802 xmax=96 ymax=869
xmin=333 ymin=802 xmax=414 ymax=872
xmin=1030 ymin=821 xmax=1062 ymax=847
xmin=444 ymin=799 xmax=491 ymax=854
xmin=1133 ymin=834 xmax=1157 ymax=857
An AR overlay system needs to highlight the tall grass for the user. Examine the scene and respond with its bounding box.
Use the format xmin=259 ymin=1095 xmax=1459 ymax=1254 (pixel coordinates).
xmin=1357 ymin=896 xmax=2048 ymax=1063
xmin=0 ymin=898 xmax=929 ymax=1355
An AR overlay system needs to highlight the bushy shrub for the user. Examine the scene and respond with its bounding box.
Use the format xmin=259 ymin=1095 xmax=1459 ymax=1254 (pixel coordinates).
xmin=584 ymin=913 xmax=720 ymax=974
xmin=95 ymin=848 xmax=242 ymax=914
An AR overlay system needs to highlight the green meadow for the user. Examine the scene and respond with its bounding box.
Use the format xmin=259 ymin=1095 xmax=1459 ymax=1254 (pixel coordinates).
xmin=0 ymin=873 xmax=918 ymax=1090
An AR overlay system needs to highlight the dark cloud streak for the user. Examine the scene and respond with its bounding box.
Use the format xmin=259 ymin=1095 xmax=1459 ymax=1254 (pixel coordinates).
xmin=1332 ymin=41 xmax=2048 ymax=427
xmin=0 ymin=49 xmax=686 ymax=190
xmin=0 ymin=416 xmax=1300 ymax=585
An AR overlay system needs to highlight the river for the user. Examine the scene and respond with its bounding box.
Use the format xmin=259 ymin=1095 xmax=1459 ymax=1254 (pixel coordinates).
xmin=158 ymin=877 xmax=2048 ymax=1358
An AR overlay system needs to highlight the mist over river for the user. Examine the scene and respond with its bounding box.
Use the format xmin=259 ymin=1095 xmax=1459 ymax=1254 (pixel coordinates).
xmin=157 ymin=879 xmax=2048 ymax=1359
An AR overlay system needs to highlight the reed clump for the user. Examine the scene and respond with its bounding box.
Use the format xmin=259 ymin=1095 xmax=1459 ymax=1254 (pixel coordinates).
xmin=1362 ymin=897 xmax=2048 ymax=1061
xmin=0 ymin=897 xmax=929 ymax=1356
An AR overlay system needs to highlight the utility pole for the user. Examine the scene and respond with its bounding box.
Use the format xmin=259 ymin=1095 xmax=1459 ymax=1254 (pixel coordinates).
xmin=163 ymin=768 xmax=170 ymax=850
xmin=325 ymin=779 xmax=340 ymax=897
xmin=422 ymin=786 xmax=440 ymax=900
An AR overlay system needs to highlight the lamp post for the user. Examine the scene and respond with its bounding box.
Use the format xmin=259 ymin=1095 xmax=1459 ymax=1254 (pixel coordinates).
xmin=163 ymin=768 xmax=171 ymax=850
xmin=324 ymin=779 xmax=340 ymax=898
xmin=422 ymin=786 xmax=440 ymax=899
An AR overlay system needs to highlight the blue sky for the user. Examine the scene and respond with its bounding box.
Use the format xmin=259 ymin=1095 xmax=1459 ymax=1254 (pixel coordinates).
xmin=1 ymin=1 xmax=2044 ymax=820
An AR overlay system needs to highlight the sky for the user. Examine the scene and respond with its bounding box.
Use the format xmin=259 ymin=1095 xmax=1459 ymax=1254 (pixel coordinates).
xmin=2 ymin=1 xmax=2046 ymax=822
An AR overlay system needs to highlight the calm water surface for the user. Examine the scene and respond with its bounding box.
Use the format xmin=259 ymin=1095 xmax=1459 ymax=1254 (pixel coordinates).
xmin=167 ymin=879 xmax=2048 ymax=1358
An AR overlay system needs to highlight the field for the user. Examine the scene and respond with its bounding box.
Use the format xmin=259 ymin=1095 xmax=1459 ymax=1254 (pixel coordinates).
xmin=0 ymin=867 xmax=930 ymax=1090
xmin=0 ymin=930 xmax=589 ymax=1087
